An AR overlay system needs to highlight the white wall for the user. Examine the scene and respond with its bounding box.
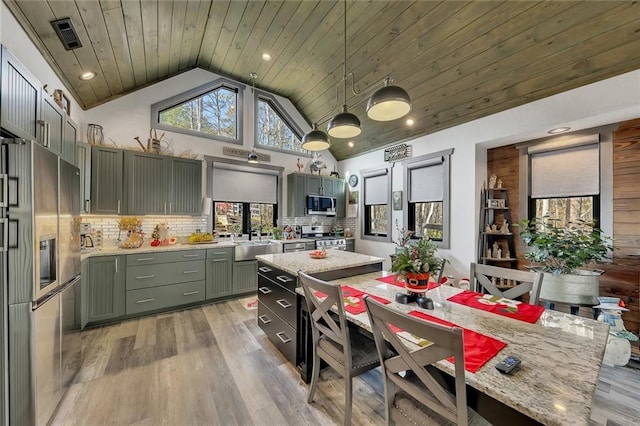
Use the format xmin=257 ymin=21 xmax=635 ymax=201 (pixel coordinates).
xmin=339 ymin=69 xmax=640 ymax=279
xmin=1 ymin=3 xmax=84 ymax=126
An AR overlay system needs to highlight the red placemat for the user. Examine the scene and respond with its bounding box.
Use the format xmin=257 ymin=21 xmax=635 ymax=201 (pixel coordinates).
xmin=406 ymin=311 xmax=507 ymax=373
xmin=447 ymin=290 xmax=544 ymax=324
xmin=376 ymin=275 xmax=442 ymax=290
xmin=315 ymin=285 xmax=391 ymax=315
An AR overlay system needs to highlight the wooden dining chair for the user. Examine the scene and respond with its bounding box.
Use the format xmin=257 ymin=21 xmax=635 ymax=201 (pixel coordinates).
xmin=364 ymin=296 xmax=490 ymax=426
xmin=470 ymin=263 xmax=544 ymax=305
xmin=299 ymin=271 xmax=381 ymax=426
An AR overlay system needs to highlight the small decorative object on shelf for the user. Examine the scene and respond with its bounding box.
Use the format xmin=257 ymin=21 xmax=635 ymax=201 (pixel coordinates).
xmin=500 ymin=220 xmax=510 ymax=233
xmin=488 ymin=174 xmax=497 ymax=189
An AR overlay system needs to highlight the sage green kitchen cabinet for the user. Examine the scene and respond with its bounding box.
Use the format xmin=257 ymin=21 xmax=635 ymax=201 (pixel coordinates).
xmin=62 ymin=117 xmax=77 ymax=164
xmin=171 ymin=158 xmax=202 ymax=215
xmin=91 ymin=147 xmax=124 ymax=214
xmin=287 ymin=173 xmax=307 ymax=217
xmin=40 ymin=95 xmax=64 ymax=156
xmin=206 ymin=248 xmax=233 ymax=299
xmin=81 ymin=259 xmax=89 ymax=329
xmin=346 ymin=239 xmax=355 ymax=252
xmin=334 ymin=178 xmax=346 ymax=218
xmin=125 ymin=150 xmax=170 ymax=215
xmin=305 ymin=175 xmax=323 ymax=195
xmin=76 ymin=142 xmax=91 ymax=213
xmin=87 ymin=255 xmax=125 ymax=323
xmin=233 ymin=260 xmax=258 ymax=294
xmin=0 ymin=45 xmax=40 ymax=140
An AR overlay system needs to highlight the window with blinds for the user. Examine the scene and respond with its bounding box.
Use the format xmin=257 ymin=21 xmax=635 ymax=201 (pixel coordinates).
xmin=528 ymin=134 xmax=600 ymax=228
xmin=404 ymin=149 xmax=453 ymax=248
xmin=362 ymin=167 xmax=391 ymax=241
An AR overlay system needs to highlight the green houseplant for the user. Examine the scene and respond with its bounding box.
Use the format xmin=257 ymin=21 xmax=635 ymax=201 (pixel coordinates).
xmin=520 ymin=216 xmax=613 ymax=305
xmin=391 ymin=237 xmax=444 ymax=292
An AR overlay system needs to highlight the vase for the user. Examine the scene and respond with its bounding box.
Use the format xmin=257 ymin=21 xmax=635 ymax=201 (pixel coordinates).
xmin=405 ymin=273 xmax=431 ymax=293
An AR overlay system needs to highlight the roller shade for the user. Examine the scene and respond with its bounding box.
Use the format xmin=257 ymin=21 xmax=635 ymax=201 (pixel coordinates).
xmin=408 ymin=157 xmax=444 ymax=202
xmin=212 ymin=167 xmax=277 ymax=204
xmin=364 ymin=169 xmax=388 ymax=205
xmin=531 ymin=144 xmax=599 ymax=198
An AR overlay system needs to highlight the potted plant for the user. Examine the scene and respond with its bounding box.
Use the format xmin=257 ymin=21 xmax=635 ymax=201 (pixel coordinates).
xmin=520 ymin=216 xmax=613 ymax=305
xmin=391 ymin=237 xmax=444 ymax=292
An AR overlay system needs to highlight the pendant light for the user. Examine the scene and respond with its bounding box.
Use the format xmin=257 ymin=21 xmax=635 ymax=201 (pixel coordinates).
xmin=327 ymin=0 xmax=361 ymax=139
xmin=301 ymin=123 xmax=331 ymax=151
xmin=247 ymin=149 xmax=259 ymax=163
xmin=366 ymin=75 xmax=412 ymax=121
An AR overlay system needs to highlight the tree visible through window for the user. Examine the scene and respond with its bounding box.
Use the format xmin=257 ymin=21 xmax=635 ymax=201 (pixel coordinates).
xmin=159 ymin=86 xmax=237 ymax=139
xmin=531 ymin=196 xmax=597 ymax=229
xmin=411 ymin=201 xmax=443 ymax=241
xmin=256 ymin=98 xmax=303 ymax=153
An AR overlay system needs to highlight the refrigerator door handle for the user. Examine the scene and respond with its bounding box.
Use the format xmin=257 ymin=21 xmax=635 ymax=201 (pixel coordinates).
xmin=0 ymin=173 xmax=7 ymax=207
xmin=0 ymin=219 xmax=7 ymax=252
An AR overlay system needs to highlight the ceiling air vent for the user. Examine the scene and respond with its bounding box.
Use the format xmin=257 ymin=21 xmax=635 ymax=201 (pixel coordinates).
xmin=51 ymin=18 xmax=82 ymax=50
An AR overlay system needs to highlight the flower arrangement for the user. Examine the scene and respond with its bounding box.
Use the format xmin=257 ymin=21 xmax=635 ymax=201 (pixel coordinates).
xmin=391 ymin=237 xmax=443 ymax=279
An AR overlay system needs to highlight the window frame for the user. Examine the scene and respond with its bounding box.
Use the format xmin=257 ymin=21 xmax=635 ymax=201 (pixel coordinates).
xmin=254 ymin=90 xmax=307 ymax=155
xmin=213 ymin=202 xmax=278 ymax=237
xmin=151 ymin=77 xmax=245 ymax=144
xmin=361 ymin=167 xmax=392 ymax=242
xmin=403 ymin=149 xmax=453 ymax=249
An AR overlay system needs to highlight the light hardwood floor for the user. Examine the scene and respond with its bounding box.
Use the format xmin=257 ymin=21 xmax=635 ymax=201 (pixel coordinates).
xmin=52 ymin=299 xmax=640 ymax=426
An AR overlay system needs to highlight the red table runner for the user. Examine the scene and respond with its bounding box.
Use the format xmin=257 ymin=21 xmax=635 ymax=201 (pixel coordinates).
xmin=376 ymin=274 xmax=442 ymax=290
xmin=406 ymin=311 xmax=507 ymax=373
xmin=315 ymin=285 xmax=391 ymax=315
xmin=447 ymin=290 xmax=544 ymax=324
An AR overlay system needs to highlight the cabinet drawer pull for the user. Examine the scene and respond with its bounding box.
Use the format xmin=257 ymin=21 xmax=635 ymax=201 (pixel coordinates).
xmin=258 ymin=315 xmax=271 ymax=324
xmin=276 ymin=275 xmax=293 ymax=283
xmin=137 ymin=257 xmax=155 ymax=262
xmin=258 ymin=266 xmax=272 ymax=273
xmin=183 ymin=270 xmax=199 ymax=274
xmin=258 ymin=287 xmax=272 ymax=294
xmin=183 ymin=290 xmax=199 ymax=296
xmin=183 ymin=254 xmax=199 ymax=258
xmin=136 ymin=298 xmax=155 ymax=304
xmin=275 ymin=332 xmax=291 ymax=344
xmin=136 ymin=274 xmax=155 ymax=279
xmin=276 ymin=299 xmax=292 ymax=309
xmin=212 ymin=251 xmax=228 ymax=255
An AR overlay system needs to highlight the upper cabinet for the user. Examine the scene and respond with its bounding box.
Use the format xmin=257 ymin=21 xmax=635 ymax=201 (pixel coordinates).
xmin=88 ymin=146 xmax=203 ymax=216
xmin=287 ymin=173 xmax=346 ymax=218
xmin=1 ymin=45 xmax=40 ymax=140
xmin=1 ymin=45 xmax=76 ymax=163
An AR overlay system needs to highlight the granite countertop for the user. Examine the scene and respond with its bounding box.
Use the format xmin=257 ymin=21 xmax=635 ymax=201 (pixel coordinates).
xmin=297 ymin=272 xmax=608 ymax=426
xmin=81 ymin=241 xmax=237 ymax=260
xmin=255 ymin=250 xmax=384 ymax=276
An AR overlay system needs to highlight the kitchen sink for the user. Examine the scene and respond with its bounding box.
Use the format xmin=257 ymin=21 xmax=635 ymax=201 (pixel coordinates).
xmin=234 ymin=240 xmax=281 ymax=261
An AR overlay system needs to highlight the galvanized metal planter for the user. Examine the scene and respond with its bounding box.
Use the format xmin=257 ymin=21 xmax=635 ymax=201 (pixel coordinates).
xmin=539 ymin=269 xmax=603 ymax=305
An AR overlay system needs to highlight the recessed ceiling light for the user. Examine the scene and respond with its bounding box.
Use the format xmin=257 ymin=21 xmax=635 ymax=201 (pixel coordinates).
xmin=348 ymin=141 xmax=354 ymax=148
xmin=262 ymin=53 xmax=271 ymax=61
xmin=79 ymin=71 xmax=96 ymax=81
xmin=405 ymin=118 xmax=415 ymax=126
xmin=548 ymin=127 xmax=571 ymax=134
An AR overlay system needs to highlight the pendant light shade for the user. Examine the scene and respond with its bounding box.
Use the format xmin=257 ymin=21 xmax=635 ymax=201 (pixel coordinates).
xmin=366 ymin=76 xmax=412 ymax=121
xmin=302 ymin=123 xmax=331 ymax=151
xmin=327 ymin=108 xmax=361 ymax=138
xmin=247 ymin=149 xmax=259 ymax=163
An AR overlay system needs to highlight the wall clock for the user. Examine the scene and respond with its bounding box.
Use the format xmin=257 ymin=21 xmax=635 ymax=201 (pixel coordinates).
xmin=348 ymin=174 xmax=358 ymax=187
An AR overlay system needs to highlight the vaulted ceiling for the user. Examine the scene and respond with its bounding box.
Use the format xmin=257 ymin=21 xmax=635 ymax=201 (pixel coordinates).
xmin=5 ymin=0 xmax=640 ymax=160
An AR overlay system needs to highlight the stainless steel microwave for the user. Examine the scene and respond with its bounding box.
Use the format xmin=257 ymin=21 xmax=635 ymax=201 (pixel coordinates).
xmin=306 ymin=195 xmax=336 ymax=216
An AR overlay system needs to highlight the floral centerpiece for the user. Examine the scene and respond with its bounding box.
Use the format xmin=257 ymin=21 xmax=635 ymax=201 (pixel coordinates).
xmin=391 ymin=236 xmax=444 ymax=292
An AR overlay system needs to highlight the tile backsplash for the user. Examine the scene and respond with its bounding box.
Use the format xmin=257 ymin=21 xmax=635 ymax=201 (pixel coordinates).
xmin=82 ymin=215 xmax=208 ymax=246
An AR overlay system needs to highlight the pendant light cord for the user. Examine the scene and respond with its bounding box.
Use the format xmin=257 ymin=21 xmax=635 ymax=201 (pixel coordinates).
xmin=342 ymin=0 xmax=348 ymax=109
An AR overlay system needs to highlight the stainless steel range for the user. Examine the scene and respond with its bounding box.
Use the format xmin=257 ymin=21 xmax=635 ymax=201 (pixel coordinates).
xmin=301 ymin=225 xmax=347 ymax=250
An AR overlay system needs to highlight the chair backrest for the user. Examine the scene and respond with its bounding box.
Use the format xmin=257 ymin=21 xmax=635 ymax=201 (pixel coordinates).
xmin=364 ymin=296 xmax=467 ymax=425
xmin=299 ymin=271 xmax=351 ymax=362
xmin=470 ymin=262 xmax=543 ymax=304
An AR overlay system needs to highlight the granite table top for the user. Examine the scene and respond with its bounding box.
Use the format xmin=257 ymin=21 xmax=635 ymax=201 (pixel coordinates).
xmin=255 ymin=250 xmax=384 ymax=276
xmin=296 ymin=271 xmax=609 ymax=426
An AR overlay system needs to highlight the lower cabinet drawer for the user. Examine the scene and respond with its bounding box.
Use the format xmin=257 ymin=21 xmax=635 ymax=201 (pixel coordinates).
xmin=126 ymin=260 xmax=205 ymax=290
xmin=126 ymin=280 xmax=205 ymax=315
xmin=258 ymin=276 xmax=298 ymax=327
xmin=257 ymin=303 xmax=296 ymax=365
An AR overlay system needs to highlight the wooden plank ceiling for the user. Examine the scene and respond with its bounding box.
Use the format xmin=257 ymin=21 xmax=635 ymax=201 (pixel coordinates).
xmin=5 ymin=0 xmax=640 ymax=160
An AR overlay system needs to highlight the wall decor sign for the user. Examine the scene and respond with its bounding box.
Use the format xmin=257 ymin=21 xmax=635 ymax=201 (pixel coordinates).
xmin=488 ymin=199 xmax=506 ymax=209
xmin=384 ymin=143 xmax=412 ymax=162
xmin=223 ymin=146 xmax=271 ymax=162
xmin=392 ymin=191 xmax=403 ymax=210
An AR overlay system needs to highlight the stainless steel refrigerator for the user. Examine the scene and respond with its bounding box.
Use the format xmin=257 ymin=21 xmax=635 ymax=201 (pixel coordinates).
xmin=1 ymin=139 xmax=82 ymax=426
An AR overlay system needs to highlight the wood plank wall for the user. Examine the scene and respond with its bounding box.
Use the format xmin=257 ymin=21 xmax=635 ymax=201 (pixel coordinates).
xmin=487 ymin=119 xmax=640 ymax=338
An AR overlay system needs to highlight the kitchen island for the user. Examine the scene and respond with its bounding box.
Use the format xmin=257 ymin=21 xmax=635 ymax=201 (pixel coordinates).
xmin=254 ymin=250 xmax=384 ymax=381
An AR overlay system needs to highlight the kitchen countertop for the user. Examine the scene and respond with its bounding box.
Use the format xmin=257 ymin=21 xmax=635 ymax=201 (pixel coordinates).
xmin=81 ymin=241 xmax=237 ymax=260
xmin=255 ymin=250 xmax=384 ymax=276
xmin=295 ymin=271 xmax=608 ymax=426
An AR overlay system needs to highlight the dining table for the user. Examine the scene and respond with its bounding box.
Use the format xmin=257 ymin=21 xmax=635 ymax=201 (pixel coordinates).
xmin=299 ymin=271 xmax=610 ymax=426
